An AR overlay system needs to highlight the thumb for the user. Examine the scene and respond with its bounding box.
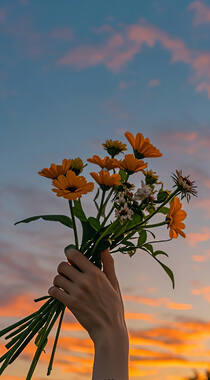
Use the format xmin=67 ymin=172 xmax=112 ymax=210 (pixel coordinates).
xmin=100 ymin=248 xmax=119 ymax=292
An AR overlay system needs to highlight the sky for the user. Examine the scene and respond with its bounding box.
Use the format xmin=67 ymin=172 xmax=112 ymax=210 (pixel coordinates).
xmin=0 ymin=0 xmax=210 ymax=379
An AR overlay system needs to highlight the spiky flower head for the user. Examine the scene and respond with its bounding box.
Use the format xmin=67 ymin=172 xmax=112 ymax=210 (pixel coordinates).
xmin=102 ymin=139 xmax=127 ymax=158
xmin=171 ymin=169 xmax=198 ymax=203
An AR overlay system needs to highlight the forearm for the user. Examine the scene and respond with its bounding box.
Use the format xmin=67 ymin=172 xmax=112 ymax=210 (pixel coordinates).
xmin=92 ymin=327 xmax=129 ymax=380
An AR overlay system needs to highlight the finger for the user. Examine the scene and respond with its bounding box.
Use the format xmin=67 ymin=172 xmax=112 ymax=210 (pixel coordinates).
xmin=48 ymin=286 xmax=71 ymax=308
xmin=53 ymin=274 xmax=74 ymax=295
xmin=57 ymin=261 xmax=83 ymax=283
xmin=64 ymin=248 xmax=95 ymax=274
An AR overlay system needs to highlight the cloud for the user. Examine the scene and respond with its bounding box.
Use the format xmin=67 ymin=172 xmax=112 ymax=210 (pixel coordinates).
xmin=156 ymin=128 xmax=210 ymax=160
xmin=57 ymin=18 xmax=210 ymax=99
xmin=188 ymin=1 xmax=210 ymax=26
xmin=118 ymin=80 xmax=135 ymax=89
xmin=123 ymin=294 xmax=192 ymax=310
xmin=186 ymin=227 xmax=210 ymax=247
xmin=0 ymin=9 xmax=5 ymax=22
xmin=51 ymin=27 xmax=74 ymax=41
xmin=192 ymin=286 xmax=210 ymax=302
xmin=148 ymin=78 xmax=160 ymax=87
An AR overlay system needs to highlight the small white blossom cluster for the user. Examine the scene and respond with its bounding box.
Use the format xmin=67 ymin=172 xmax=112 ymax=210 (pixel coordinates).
xmin=134 ymin=180 xmax=153 ymax=201
xmin=114 ymin=191 xmax=134 ymax=223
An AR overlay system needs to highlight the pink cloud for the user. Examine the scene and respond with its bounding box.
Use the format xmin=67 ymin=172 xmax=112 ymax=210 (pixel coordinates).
xmin=157 ymin=129 xmax=210 ymax=160
xmin=188 ymin=1 xmax=210 ymax=26
xmin=186 ymin=227 xmax=210 ymax=247
xmin=0 ymin=9 xmax=5 ymax=22
xmin=57 ymin=19 xmax=210 ymax=99
xmin=118 ymin=80 xmax=135 ymax=89
xmin=51 ymin=27 xmax=74 ymax=41
xmin=148 ymin=78 xmax=160 ymax=87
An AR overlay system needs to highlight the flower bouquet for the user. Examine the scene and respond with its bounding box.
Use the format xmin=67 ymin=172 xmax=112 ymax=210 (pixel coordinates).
xmin=0 ymin=131 xmax=197 ymax=378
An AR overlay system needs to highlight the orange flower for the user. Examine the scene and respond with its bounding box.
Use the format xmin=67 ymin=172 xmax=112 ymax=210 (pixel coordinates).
xmin=124 ymin=131 xmax=162 ymax=159
xmin=90 ymin=170 xmax=121 ymax=191
xmin=51 ymin=170 xmax=94 ymax=200
xmin=102 ymin=139 xmax=127 ymax=157
xmin=118 ymin=154 xmax=147 ymax=174
xmin=166 ymin=196 xmax=187 ymax=239
xmin=38 ymin=159 xmax=72 ymax=179
xmin=87 ymin=155 xmax=119 ymax=170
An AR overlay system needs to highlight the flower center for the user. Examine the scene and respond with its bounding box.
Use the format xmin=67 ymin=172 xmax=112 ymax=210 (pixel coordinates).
xmin=66 ymin=186 xmax=77 ymax=192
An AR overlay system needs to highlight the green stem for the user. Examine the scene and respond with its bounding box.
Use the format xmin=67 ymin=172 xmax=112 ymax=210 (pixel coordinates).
xmin=97 ymin=189 xmax=106 ymax=220
xmin=47 ymin=305 xmax=65 ymax=375
xmin=34 ymin=295 xmax=51 ymax=302
xmin=141 ymin=221 xmax=168 ymax=229
xmin=0 ymin=297 xmax=54 ymax=338
xmin=26 ymin=302 xmax=62 ymax=380
xmin=5 ymin=300 xmax=56 ymax=349
xmin=69 ymin=200 xmax=79 ymax=249
xmin=101 ymin=204 xmax=115 ymax=228
xmin=102 ymin=188 xmax=115 ymax=214
xmin=146 ymin=238 xmax=172 ymax=244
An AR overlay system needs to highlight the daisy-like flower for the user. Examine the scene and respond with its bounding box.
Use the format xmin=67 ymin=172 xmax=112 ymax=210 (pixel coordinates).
xmin=118 ymin=154 xmax=148 ymax=175
xmin=124 ymin=131 xmax=162 ymax=159
xmin=115 ymin=203 xmax=134 ymax=223
xmin=102 ymin=139 xmax=127 ymax=158
xmin=166 ymin=196 xmax=187 ymax=239
xmin=90 ymin=169 xmax=121 ymax=191
xmin=38 ymin=159 xmax=72 ymax=179
xmin=87 ymin=155 xmax=119 ymax=170
xmin=171 ymin=169 xmax=198 ymax=203
xmin=142 ymin=169 xmax=161 ymax=185
xmin=51 ymin=170 xmax=94 ymax=200
xmin=134 ymin=180 xmax=153 ymax=201
xmin=70 ymin=157 xmax=85 ymax=175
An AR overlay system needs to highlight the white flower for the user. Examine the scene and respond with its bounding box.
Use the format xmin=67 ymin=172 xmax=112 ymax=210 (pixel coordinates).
xmin=115 ymin=191 xmax=125 ymax=203
xmin=115 ymin=203 xmax=134 ymax=223
xmin=134 ymin=180 xmax=152 ymax=201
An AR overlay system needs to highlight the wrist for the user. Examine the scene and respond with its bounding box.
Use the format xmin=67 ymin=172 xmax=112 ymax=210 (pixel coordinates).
xmin=93 ymin=325 xmax=129 ymax=352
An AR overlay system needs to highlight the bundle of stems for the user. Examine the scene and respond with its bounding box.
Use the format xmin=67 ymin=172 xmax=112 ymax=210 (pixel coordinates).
xmin=0 ymin=187 xmax=178 ymax=378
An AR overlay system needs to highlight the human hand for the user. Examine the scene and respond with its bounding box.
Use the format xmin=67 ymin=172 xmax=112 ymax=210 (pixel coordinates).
xmin=48 ymin=247 xmax=128 ymax=344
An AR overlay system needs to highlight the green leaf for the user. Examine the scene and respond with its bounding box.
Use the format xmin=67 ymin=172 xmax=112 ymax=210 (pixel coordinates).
xmin=152 ymin=250 xmax=169 ymax=258
xmin=158 ymin=206 xmax=170 ymax=215
xmin=14 ymin=214 xmax=73 ymax=228
xmin=122 ymin=240 xmax=136 ymax=247
xmin=73 ymin=200 xmax=87 ymax=222
xmin=119 ymin=169 xmax=127 ymax=183
xmin=143 ymin=243 xmax=153 ymax=254
xmin=88 ymin=217 xmax=101 ymax=232
xmin=156 ymin=260 xmax=175 ymax=289
xmin=144 ymin=229 xmax=156 ymax=239
xmin=138 ymin=229 xmax=147 ymax=246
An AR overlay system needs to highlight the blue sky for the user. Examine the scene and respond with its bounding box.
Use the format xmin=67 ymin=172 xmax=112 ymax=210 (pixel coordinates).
xmin=1 ymin=1 xmax=210 ymax=379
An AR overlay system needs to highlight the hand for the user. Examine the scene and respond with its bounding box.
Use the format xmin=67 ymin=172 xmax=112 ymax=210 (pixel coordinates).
xmin=48 ymin=247 xmax=128 ymax=343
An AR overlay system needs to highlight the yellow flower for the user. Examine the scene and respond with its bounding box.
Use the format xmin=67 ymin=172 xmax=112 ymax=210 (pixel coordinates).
xmin=166 ymin=196 xmax=187 ymax=239
xmin=51 ymin=170 xmax=94 ymax=200
xmin=142 ymin=169 xmax=161 ymax=185
xmin=118 ymin=154 xmax=147 ymax=174
xmin=90 ymin=170 xmax=121 ymax=191
xmin=124 ymin=131 xmax=162 ymax=159
xmin=38 ymin=159 xmax=72 ymax=179
xmin=102 ymin=139 xmax=127 ymax=158
xmin=70 ymin=157 xmax=84 ymax=175
xmin=87 ymin=155 xmax=119 ymax=170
